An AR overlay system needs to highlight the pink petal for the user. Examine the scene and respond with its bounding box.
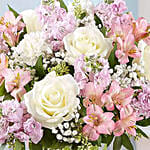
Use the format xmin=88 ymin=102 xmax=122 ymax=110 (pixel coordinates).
xmin=83 ymin=125 xmax=99 ymax=141
xmin=126 ymin=127 xmax=136 ymax=136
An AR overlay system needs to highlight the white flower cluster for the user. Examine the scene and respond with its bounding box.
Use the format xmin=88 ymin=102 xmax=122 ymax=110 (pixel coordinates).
xmin=51 ymin=107 xmax=81 ymax=144
xmin=112 ymin=63 xmax=145 ymax=88
xmin=12 ymin=32 xmax=52 ymax=67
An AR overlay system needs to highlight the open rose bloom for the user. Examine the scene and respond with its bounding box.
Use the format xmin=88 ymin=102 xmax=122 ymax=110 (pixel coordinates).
xmin=0 ymin=0 xmax=150 ymax=150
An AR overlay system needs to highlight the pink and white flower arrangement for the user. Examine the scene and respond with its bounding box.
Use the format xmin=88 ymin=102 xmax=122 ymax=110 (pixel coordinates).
xmin=0 ymin=0 xmax=150 ymax=150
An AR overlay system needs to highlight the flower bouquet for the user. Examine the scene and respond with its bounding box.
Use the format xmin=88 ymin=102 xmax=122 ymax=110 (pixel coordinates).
xmin=0 ymin=0 xmax=150 ymax=150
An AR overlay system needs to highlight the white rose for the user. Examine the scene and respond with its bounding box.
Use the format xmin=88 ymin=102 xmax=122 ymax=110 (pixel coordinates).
xmin=133 ymin=40 xmax=150 ymax=80
xmin=142 ymin=45 xmax=150 ymax=81
xmin=63 ymin=26 xmax=112 ymax=64
xmin=24 ymin=72 xmax=80 ymax=129
xmin=21 ymin=10 xmax=42 ymax=33
xmin=12 ymin=32 xmax=51 ymax=66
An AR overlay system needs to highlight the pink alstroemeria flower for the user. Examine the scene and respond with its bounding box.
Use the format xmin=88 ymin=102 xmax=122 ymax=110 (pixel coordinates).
xmin=0 ymin=53 xmax=8 ymax=84
xmin=101 ymin=81 xmax=134 ymax=111
xmin=0 ymin=11 xmax=25 ymax=47
xmin=83 ymin=105 xmax=115 ymax=141
xmin=108 ymin=14 xmax=133 ymax=40
xmin=83 ymin=82 xmax=104 ymax=108
xmin=114 ymin=105 xmax=139 ymax=136
xmin=133 ymin=17 xmax=149 ymax=42
xmin=2 ymin=69 xmax=31 ymax=101
xmin=116 ymin=34 xmax=141 ymax=64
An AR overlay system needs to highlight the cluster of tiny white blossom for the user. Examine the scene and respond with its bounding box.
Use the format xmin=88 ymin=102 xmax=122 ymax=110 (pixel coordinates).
xmin=112 ymin=63 xmax=145 ymax=88
xmin=51 ymin=106 xmax=82 ymax=144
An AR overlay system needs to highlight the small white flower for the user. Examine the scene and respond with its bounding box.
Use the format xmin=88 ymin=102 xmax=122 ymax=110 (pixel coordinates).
xmin=12 ymin=32 xmax=51 ymax=67
xmin=56 ymin=134 xmax=63 ymax=140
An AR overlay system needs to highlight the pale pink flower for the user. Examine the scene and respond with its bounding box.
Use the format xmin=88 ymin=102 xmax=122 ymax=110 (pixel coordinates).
xmin=114 ymin=105 xmax=138 ymax=136
xmin=23 ymin=117 xmax=43 ymax=144
xmin=1 ymin=100 xmax=23 ymax=122
xmin=102 ymin=81 xmax=134 ymax=111
xmin=0 ymin=11 xmax=25 ymax=47
xmin=108 ymin=14 xmax=133 ymax=40
xmin=83 ymin=105 xmax=115 ymax=141
xmin=0 ymin=118 xmax=9 ymax=144
xmin=133 ymin=17 xmax=149 ymax=42
xmin=0 ymin=53 xmax=8 ymax=84
xmin=14 ymin=132 xmax=29 ymax=143
xmin=2 ymin=68 xmax=31 ymax=101
xmin=83 ymin=82 xmax=104 ymax=107
xmin=116 ymin=34 xmax=141 ymax=64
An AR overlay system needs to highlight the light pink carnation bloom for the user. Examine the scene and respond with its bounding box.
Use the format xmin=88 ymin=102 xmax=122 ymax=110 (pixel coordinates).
xmin=116 ymin=34 xmax=141 ymax=64
xmin=102 ymin=81 xmax=134 ymax=111
xmin=83 ymin=105 xmax=115 ymax=141
xmin=114 ymin=105 xmax=138 ymax=136
xmin=23 ymin=117 xmax=43 ymax=144
xmin=2 ymin=68 xmax=31 ymax=101
xmin=0 ymin=11 xmax=25 ymax=47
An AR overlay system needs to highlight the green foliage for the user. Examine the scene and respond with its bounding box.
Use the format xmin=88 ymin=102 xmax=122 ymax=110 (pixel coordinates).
xmin=136 ymin=118 xmax=150 ymax=127
xmin=58 ymin=0 xmax=68 ymax=12
xmin=14 ymin=140 xmax=25 ymax=150
xmin=113 ymin=136 xmax=122 ymax=150
xmin=108 ymin=42 xmax=119 ymax=68
xmin=113 ymin=134 xmax=134 ymax=150
xmin=8 ymin=5 xmax=19 ymax=18
xmin=102 ymin=134 xmax=114 ymax=147
xmin=121 ymin=134 xmax=134 ymax=150
xmin=35 ymin=55 xmax=45 ymax=79
xmin=0 ymin=81 xmax=6 ymax=96
xmin=94 ymin=14 xmax=103 ymax=28
xmin=91 ymin=136 xmax=101 ymax=147
xmin=49 ymin=62 xmax=70 ymax=76
xmin=3 ymin=93 xmax=14 ymax=101
xmin=136 ymin=127 xmax=149 ymax=139
xmin=72 ymin=0 xmax=86 ymax=19
xmin=39 ymin=129 xmax=70 ymax=150
xmin=104 ymin=0 xmax=114 ymax=4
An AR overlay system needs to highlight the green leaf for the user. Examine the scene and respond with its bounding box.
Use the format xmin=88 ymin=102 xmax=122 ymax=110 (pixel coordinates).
xmin=35 ymin=55 xmax=45 ymax=79
xmin=136 ymin=127 xmax=149 ymax=139
xmin=91 ymin=135 xmax=101 ymax=147
xmin=29 ymin=143 xmax=42 ymax=150
xmin=113 ymin=136 xmax=122 ymax=150
xmin=137 ymin=118 xmax=150 ymax=127
xmin=89 ymin=146 xmax=99 ymax=150
xmin=0 ymin=81 xmax=6 ymax=96
xmin=108 ymin=42 xmax=119 ymax=68
xmin=121 ymin=134 xmax=134 ymax=150
xmin=58 ymin=0 xmax=68 ymax=12
xmin=8 ymin=5 xmax=19 ymax=18
xmin=101 ymin=135 xmax=114 ymax=147
xmin=40 ymin=128 xmax=70 ymax=149
xmin=3 ymin=93 xmax=14 ymax=101
xmin=103 ymin=144 xmax=107 ymax=150
xmin=94 ymin=14 xmax=103 ymax=28
xmin=14 ymin=140 xmax=24 ymax=150
xmin=100 ymin=26 xmax=107 ymax=37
